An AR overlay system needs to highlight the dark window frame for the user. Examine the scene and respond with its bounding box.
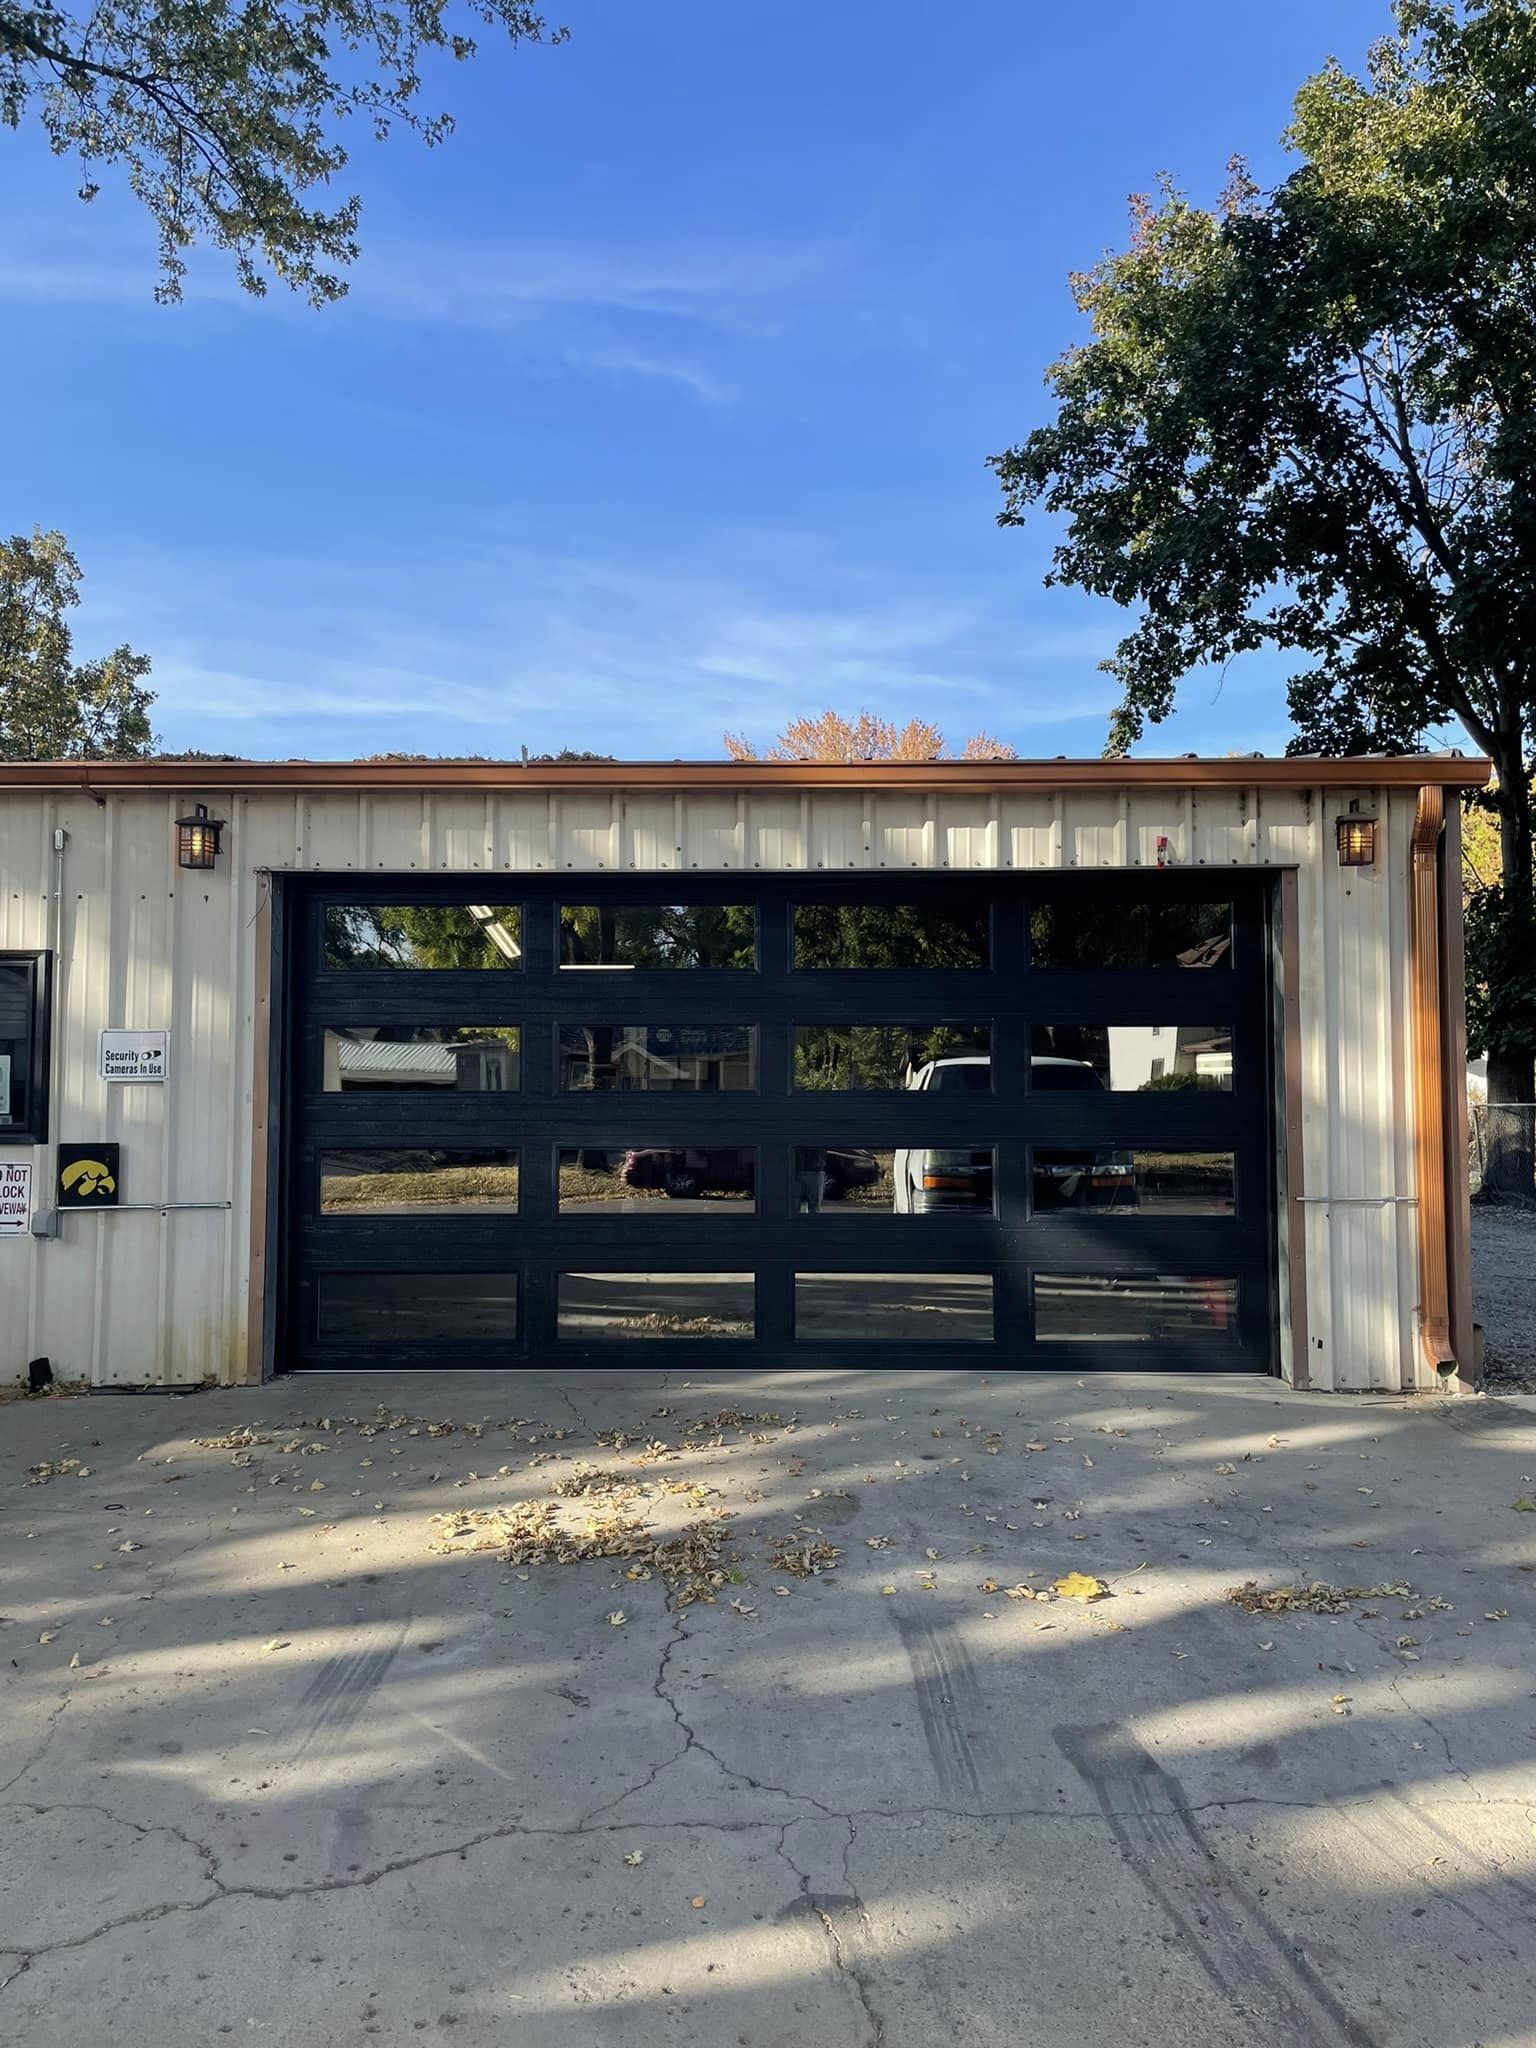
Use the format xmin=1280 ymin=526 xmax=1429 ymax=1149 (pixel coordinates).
xmin=0 ymin=949 xmax=53 ymax=1144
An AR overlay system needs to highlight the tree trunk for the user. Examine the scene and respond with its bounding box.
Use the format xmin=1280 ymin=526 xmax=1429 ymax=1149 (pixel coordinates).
xmin=1479 ymin=753 xmax=1536 ymax=1198
xmin=1481 ymin=1050 xmax=1536 ymax=1199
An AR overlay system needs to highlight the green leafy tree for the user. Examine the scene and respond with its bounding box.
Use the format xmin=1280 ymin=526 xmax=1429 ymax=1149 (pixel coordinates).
xmin=1 ymin=528 xmax=155 ymax=759
xmin=0 ymin=1 xmax=564 ymax=303
xmin=991 ymin=0 xmax=1536 ymax=1193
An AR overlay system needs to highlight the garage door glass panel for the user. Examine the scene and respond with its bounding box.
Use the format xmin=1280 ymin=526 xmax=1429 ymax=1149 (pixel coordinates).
xmin=324 ymin=905 xmax=523 ymax=968
xmin=320 ymin=1149 xmax=520 ymax=1213
xmin=795 ymin=1273 xmax=993 ymax=1340
xmin=1029 ymin=900 xmax=1231 ymax=969
xmin=318 ymin=1272 xmax=519 ymax=1338
xmin=804 ymin=1144 xmax=994 ymax=1214
xmin=792 ymin=1024 xmax=990 ymax=1091
xmin=793 ymin=904 xmax=990 ymax=969
xmin=792 ymin=1148 xmax=896 ymax=1211
xmin=558 ymin=1272 xmax=755 ymax=1338
xmin=559 ymin=1025 xmax=756 ymax=1091
xmin=1034 ymin=1272 xmax=1238 ymax=1341
xmin=1031 ymin=1025 xmax=1233 ymax=1092
xmin=558 ymin=1147 xmax=756 ymax=1210
xmin=559 ymin=906 xmax=756 ymax=969
xmin=1032 ymin=1149 xmax=1235 ymax=1213
xmin=323 ymin=1027 xmax=520 ymax=1091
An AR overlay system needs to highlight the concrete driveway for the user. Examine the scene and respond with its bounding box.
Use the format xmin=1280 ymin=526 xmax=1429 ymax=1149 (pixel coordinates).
xmin=3 ymin=1370 xmax=1535 ymax=2047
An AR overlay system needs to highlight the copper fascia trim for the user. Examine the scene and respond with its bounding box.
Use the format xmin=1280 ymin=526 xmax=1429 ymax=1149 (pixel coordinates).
xmin=0 ymin=755 xmax=1493 ymax=796
xmin=1410 ymin=784 xmax=1457 ymax=1377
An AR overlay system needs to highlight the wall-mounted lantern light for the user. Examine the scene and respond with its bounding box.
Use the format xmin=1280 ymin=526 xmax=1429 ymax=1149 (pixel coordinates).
xmin=1335 ymin=800 xmax=1377 ymax=869
xmin=175 ymin=804 xmax=225 ymax=871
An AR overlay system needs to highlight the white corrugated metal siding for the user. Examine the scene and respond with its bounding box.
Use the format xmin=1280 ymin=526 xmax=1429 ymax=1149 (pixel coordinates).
xmin=0 ymin=781 xmax=1427 ymax=1391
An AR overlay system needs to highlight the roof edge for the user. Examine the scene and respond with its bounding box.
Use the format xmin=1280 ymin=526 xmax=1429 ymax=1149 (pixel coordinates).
xmin=0 ymin=755 xmax=1491 ymax=794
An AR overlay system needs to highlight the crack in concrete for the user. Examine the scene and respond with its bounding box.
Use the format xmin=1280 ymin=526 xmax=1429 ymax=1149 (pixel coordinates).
xmin=0 ymin=1695 xmax=72 ymax=1801
xmin=4 ymin=1781 xmax=1511 ymax=1999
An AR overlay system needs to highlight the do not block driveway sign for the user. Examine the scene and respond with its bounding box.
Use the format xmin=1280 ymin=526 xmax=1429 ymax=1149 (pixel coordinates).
xmin=0 ymin=1160 xmax=31 ymax=1235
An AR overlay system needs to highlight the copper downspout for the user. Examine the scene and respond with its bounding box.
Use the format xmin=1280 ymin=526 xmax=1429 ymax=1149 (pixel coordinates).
xmin=1411 ymin=785 xmax=1457 ymax=1377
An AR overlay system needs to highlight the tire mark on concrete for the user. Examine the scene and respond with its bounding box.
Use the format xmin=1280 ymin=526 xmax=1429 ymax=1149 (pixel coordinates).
xmin=1056 ymin=1723 xmax=1377 ymax=2048
xmin=892 ymin=1612 xmax=985 ymax=1805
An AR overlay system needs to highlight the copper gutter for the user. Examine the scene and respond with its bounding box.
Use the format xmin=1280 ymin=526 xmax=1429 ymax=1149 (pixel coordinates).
xmin=1410 ymin=785 xmax=1458 ymax=1378
xmin=0 ymin=756 xmax=1492 ymax=796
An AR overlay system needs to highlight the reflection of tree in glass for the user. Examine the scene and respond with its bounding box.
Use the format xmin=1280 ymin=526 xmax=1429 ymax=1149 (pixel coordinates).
xmin=1029 ymin=901 xmax=1229 ymax=969
xmin=793 ymin=904 xmax=988 ymax=969
xmin=559 ymin=905 xmax=755 ymax=968
xmin=793 ymin=1024 xmax=988 ymax=1090
xmin=324 ymin=905 xmax=522 ymax=968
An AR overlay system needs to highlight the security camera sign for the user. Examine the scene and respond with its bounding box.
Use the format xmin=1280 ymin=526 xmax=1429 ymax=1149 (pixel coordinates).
xmin=0 ymin=1160 xmax=31 ymax=1236
xmin=99 ymin=1029 xmax=169 ymax=1082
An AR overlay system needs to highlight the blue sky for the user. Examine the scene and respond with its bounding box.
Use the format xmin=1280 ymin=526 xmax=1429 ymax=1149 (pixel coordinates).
xmin=3 ymin=0 xmax=1381 ymax=761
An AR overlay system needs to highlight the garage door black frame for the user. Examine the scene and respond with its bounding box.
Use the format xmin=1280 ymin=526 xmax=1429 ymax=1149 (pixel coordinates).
xmin=273 ymin=871 xmax=1281 ymax=1374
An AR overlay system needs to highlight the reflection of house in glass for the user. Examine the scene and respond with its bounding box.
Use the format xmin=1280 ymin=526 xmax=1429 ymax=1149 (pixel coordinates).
xmin=1107 ymin=1024 xmax=1233 ymax=1092
xmin=559 ymin=1026 xmax=755 ymax=1092
xmin=324 ymin=1029 xmax=518 ymax=1092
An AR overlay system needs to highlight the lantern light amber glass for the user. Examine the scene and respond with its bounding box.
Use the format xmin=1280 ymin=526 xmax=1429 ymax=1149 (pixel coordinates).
xmin=1335 ymin=809 xmax=1377 ymax=867
xmin=175 ymin=804 xmax=225 ymax=870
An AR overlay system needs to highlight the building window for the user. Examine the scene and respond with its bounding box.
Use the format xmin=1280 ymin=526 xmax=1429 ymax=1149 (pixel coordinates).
xmin=0 ymin=951 xmax=51 ymax=1143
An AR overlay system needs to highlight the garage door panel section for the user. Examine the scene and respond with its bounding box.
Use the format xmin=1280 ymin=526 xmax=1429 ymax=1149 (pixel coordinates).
xmin=284 ymin=875 xmax=1278 ymax=1370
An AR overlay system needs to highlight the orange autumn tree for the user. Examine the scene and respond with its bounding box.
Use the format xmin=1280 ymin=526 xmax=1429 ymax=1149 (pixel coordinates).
xmin=724 ymin=711 xmax=1016 ymax=763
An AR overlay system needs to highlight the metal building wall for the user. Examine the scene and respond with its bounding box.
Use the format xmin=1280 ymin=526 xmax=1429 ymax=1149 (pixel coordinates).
xmin=0 ymin=781 xmax=1423 ymax=1392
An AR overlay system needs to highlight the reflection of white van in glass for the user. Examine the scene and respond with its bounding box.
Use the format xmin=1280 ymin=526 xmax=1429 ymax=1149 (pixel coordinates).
xmin=893 ymin=1054 xmax=1109 ymax=1212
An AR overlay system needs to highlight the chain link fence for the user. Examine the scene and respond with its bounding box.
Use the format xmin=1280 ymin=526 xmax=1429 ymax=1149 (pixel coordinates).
xmin=1469 ymin=1103 xmax=1536 ymax=1196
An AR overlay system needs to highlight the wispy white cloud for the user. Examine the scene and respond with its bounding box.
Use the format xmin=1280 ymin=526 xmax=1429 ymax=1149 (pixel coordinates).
xmin=564 ymin=342 xmax=735 ymax=405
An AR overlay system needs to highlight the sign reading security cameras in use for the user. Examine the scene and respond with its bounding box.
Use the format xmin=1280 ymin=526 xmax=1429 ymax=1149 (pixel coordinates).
xmin=57 ymin=1144 xmax=120 ymax=1208
xmin=99 ymin=1029 xmax=169 ymax=1083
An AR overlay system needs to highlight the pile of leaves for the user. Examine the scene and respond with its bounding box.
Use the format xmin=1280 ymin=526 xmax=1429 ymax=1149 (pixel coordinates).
xmin=767 ymin=1533 xmax=842 ymax=1578
xmin=25 ymin=1458 xmax=92 ymax=1485
xmin=430 ymin=1497 xmax=737 ymax=1606
xmin=682 ymin=1409 xmax=784 ymax=1435
xmin=1227 ymin=1580 xmax=1414 ymax=1615
xmin=550 ymin=1464 xmax=642 ymax=1500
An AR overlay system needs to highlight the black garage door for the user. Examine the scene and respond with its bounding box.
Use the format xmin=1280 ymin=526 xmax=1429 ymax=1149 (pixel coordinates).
xmin=279 ymin=874 xmax=1278 ymax=1372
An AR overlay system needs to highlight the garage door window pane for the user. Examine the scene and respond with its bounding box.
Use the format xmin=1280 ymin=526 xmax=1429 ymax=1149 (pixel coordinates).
xmin=796 ymin=1146 xmax=994 ymax=1213
xmin=795 ymin=1273 xmax=993 ymax=1340
xmin=1031 ymin=1026 xmax=1232 ymax=1092
xmin=1034 ymin=1272 xmax=1237 ymax=1341
xmin=793 ymin=904 xmax=990 ymax=969
xmin=559 ymin=1025 xmax=755 ymax=1091
xmin=1029 ymin=900 xmax=1231 ymax=969
xmin=1032 ymin=1150 xmax=1235 ymax=1214
xmin=558 ymin=1147 xmax=755 ymax=1210
xmin=792 ymin=1148 xmax=896 ymax=1211
xmin=323 ymin=1027 xmax=519 ymax=1091
xmin=318 ymin=1272 xmax=518 ymax=1339
xmin=558 ymin=1272 xmax=754 ymax=1338
xmin=559 ymin=906 xmax=755 ymax=969
xmin=792 ymin=1024 xmax=989 ymax=1091
xmin=320 ymin=1150 xmax=519 ymax=1214
xmin=324 ymin=905 xmax=522 ymax=968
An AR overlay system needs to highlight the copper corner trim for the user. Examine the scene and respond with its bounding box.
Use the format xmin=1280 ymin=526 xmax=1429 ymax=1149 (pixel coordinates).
xmin=1410 ymin=785 xmax=1457 ymax=1379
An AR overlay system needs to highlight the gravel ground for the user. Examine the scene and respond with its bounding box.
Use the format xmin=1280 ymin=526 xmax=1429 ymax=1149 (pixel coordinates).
xmin=1472 ymin=1203 xmax=1536 ymax=1389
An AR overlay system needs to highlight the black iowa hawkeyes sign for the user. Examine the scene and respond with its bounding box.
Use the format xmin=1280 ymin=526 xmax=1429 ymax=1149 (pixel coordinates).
xmin=57 ymin=1143 xmax=120 ymax=1208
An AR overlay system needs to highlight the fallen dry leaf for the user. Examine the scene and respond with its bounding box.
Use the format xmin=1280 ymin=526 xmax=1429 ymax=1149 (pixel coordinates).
xmin=1511 ymin=1497 xmax=1536 ymax=1512
xmin=1054 ymin=1572 xmax=1109 ymax=1601
xmin=38 ymin=1630 xmax=58 ymax=1644
xmin=261 ymin=1637 xmax=289 ymax=1653
xmin=606 ymin=1610 xmax=628 ymax=1627
xmin=623 ymin=1850 xmax=646 ymax=1867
